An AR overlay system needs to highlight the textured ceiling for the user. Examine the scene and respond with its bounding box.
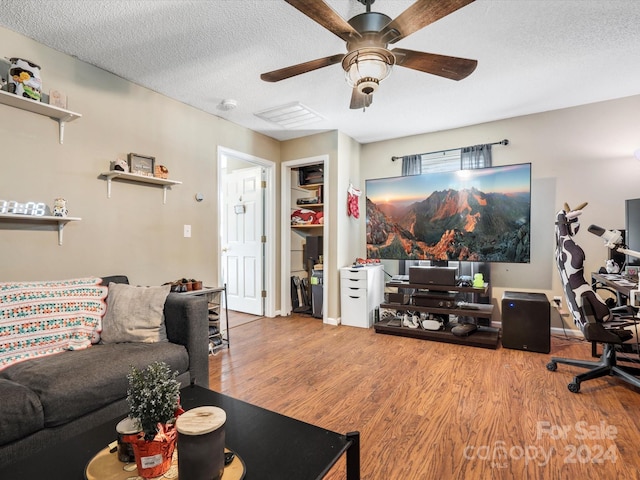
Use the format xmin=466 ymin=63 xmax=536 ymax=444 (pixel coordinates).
xmin=1 ymin=0 xmax=640 ymax=144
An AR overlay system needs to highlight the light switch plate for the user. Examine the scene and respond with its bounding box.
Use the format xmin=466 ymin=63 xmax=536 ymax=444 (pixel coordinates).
xmin=184 ymin=225 xmax=191 ymax=238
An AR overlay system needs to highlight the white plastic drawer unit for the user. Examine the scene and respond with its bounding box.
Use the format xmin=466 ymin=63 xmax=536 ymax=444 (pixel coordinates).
xmin=341 ymin=283 xmax=367 ymax=302
xmin=339 ymin=265 xmax=384 ymax=328
xmin=340 ymin=268 xmax=369 ymax=281
xmin=341 ymin=288 xmax=369 ymax=328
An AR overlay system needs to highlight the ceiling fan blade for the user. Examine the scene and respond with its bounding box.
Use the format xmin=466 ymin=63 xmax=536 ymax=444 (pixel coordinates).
xmin=261 ymin=54 xmax=344 ymax=82
xmin=285 ymin=0 xmax=360 ymax=41
xmin=393 ymin=48 xmax=477 ymax=80
xmin=381 ymin=0 xmax=475 ymax=44
xmin=350 ymin=88 xmax=373 ymax=110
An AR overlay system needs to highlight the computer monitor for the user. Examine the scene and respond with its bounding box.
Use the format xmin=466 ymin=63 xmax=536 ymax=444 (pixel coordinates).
xmin=625 ymin=198 xmax=640 ymax=266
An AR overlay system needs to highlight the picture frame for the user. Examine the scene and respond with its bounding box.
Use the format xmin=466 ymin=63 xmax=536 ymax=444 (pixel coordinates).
xmin=49 ymin=89 xmax=67 ymax=109
xmin=625 ymin=266 xmax=639 ymax=277
xmin=128 ymin=153 xmax=155 ymax=177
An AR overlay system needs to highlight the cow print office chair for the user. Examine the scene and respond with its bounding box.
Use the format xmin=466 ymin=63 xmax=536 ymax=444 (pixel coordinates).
xmin=547 ymin=203 xmax=640 ymax=393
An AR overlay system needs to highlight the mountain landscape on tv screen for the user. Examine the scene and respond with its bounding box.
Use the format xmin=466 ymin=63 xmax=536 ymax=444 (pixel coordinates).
xmin=366 ymin=186 xmax=530 ymax=262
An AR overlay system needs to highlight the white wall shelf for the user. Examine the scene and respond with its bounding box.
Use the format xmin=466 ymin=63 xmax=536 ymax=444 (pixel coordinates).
xmin=0 ymin=213 xmax=81 ymax=246
xmin=0 ymin=90 xmax=82 ymax=144
xmin=99 ymin=171 xmax=182 ymax=204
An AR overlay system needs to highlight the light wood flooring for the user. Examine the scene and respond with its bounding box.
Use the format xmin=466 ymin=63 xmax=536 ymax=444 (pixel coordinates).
xmin=209 ymin=314 xmax=640 ymax=479
xmin=226 ymin=310 xmax=263 ymax=329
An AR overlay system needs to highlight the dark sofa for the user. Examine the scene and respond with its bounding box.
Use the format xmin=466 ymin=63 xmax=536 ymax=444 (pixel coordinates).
xmin=0 ymin=275 xmax=210 ymax=466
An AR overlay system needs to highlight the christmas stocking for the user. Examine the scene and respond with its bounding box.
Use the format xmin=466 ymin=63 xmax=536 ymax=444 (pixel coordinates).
xmin=347 ymin=184 xmax=361 ymax=218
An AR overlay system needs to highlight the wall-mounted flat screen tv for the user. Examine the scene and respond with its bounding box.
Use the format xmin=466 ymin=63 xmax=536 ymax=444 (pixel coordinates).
xmin=366 ymin=163 xmax=531 ymax=263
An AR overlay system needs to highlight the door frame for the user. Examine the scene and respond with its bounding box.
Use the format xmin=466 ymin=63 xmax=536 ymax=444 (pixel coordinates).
xmin=218 ymin=146 xmax=276 ymax=318
xmin=281 ymin=154 xmax=331 ymax=324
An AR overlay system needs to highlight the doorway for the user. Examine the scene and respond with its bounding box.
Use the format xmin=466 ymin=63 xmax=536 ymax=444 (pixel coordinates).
xmin=281 ymin=155 xmax=330 ymax=323
xmin=218 ymin=147 xmax=276 ymax=318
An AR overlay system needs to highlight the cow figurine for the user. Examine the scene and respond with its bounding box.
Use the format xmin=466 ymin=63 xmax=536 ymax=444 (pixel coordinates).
xmin=52 ymin=197 xmax=68 ymax=217
xmin=606 ymin=259 xmax=620 ymax=274
xmin=111 ymin=158 xmax=129 ymax=172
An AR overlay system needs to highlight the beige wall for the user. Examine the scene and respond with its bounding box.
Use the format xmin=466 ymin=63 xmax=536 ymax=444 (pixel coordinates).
xmin=333 ymin=133 xmax=362 ymax=323
xmin=0 ymin=27 xmax=279 ymax=289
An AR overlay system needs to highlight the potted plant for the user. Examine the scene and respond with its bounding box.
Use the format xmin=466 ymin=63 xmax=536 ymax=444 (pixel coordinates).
xmin=126 ymin=361 xmax=182 ymax=478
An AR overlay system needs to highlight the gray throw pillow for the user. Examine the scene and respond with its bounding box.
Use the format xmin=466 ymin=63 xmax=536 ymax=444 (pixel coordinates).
xmin=101 ymin=283 xmax=170 ymax=343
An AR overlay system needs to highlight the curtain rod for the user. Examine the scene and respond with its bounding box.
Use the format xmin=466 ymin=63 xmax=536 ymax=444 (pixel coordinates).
xmin=391 ymin=139 xmax=509 ymax=161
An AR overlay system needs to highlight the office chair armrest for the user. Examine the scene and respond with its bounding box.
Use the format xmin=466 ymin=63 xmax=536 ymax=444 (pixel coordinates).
xmin=585 ymin=322 xmax=634 ymax=343
xmin=605 ymin=311 xmax=640 ymax=330
xmin=611 ymin=305 xmax=638 ymax=316
xmin=606 ymin=320 xmax=638 ymax=329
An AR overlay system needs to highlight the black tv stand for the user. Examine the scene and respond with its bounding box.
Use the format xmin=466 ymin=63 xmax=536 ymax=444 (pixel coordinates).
xmin=375 ymin=282 xmax=500 ymax=349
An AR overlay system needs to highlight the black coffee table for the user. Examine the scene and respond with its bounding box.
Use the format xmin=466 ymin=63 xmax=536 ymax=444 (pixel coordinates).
xmin=0 ymin=384 xmax=360 ymax=480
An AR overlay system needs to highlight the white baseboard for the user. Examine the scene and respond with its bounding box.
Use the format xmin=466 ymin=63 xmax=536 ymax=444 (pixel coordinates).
xmin=550 ymin=326 xmax=583 ymax=337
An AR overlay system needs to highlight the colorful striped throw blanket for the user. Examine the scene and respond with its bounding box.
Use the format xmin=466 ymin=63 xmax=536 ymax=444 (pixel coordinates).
xmin=0 ymin=277 xmax=108 ymax=371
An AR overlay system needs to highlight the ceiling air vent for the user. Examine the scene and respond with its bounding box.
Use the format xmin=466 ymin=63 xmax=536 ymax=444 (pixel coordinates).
xmin=254 ymin=102 xmax=324 ymax=129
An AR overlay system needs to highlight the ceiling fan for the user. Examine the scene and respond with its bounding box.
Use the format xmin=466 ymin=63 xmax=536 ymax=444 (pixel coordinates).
xmin=261 ymin=0 xmax=478 ymax=110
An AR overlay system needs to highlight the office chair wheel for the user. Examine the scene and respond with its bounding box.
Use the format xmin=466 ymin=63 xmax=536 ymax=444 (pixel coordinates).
xmin=546 ymin=361 xmax=557 ymax=371
xmin=568 ymin=379 xmax=581 ymax=393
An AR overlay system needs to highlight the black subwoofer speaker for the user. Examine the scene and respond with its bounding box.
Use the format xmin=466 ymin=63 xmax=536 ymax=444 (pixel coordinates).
xmin=501 ymin=291 xmax=550 ymax=353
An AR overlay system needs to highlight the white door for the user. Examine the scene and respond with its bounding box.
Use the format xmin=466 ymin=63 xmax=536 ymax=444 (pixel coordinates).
xmin=221 ymin=166 xmax=264 ymax=315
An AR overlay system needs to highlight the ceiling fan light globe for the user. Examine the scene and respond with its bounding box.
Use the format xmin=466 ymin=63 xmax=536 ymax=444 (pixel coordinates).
xmin=345 ymin=54 xmax=392 ymax=85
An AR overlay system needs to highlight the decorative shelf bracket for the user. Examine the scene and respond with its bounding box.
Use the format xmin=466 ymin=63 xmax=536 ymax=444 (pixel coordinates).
xmin=58 ymin=115 xmax=76 ymax=144
xmin=59 ymin=121 xmax=66 ymax=144
xmin=56 ymin=218 xmax=73 ymax=246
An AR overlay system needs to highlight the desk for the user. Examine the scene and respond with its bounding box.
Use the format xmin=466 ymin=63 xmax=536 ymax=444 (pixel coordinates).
xmin=590 ymin=272 xmax=639 ymax=357
xmin=0 ymin=385 xmax=360 ymax=480
xmin=591 ymin=272 xmax=637 ymax=306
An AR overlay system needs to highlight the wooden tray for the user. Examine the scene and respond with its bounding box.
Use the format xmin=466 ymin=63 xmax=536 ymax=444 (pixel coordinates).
xmin=85 ymin=446 xmax=245 ymax=479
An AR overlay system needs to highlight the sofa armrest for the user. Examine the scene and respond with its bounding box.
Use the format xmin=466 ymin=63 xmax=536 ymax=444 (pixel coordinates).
xmin=163 ymin=293 xmax=209 ymax=388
